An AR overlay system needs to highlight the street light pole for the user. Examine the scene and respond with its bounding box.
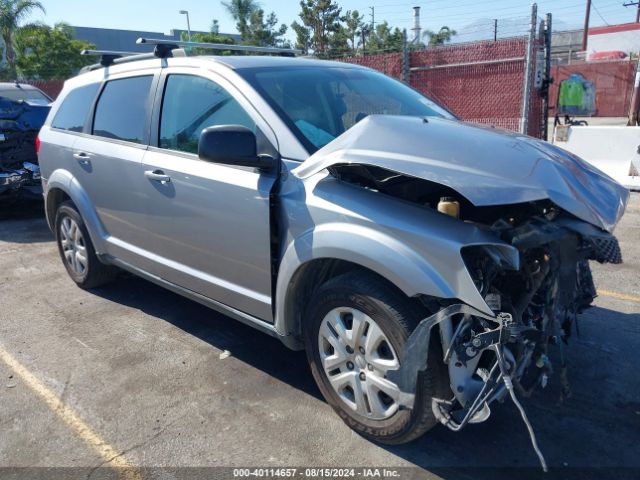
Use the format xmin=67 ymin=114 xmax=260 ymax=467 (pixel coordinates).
xmin=179 ymin=10 xmax=192 ymax=41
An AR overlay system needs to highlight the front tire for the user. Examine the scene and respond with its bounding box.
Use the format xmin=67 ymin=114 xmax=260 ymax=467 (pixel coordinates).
xmin=55 ymin=201 xmax=115 ymax=289
xmin=304 ymin=271 xmax=449 ymax=444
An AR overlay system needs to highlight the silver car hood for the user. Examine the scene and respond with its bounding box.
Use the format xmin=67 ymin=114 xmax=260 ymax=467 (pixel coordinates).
xmin=294 ymin=115 xmax=629 ymax=233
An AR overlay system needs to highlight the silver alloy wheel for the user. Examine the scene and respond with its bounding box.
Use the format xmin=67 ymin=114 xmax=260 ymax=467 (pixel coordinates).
xmin=318 ymin=307 xmax=401 ymax=420
xmin=59 ymin=217 xmax=88 ymax=276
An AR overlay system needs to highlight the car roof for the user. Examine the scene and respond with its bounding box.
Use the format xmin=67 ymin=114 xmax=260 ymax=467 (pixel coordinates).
xmin=197 ymin=55 xmax=364 ymax=71
xmin=0 ymin=82 xmax=43 ymax=91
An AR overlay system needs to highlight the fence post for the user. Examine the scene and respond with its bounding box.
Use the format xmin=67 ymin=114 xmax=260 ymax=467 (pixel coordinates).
xmin=542 ymin=13 xmax=553 ymax=140
xmin=402 ymin=29 xmax=410 ymax=84
xmin=520 ymin=3 xmax=538 ymax=135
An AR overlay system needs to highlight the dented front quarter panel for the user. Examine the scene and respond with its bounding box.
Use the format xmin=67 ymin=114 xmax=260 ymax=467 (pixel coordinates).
xmin=275 ymin=163 xmax=520 ymax=336
xmin=294 ymin=115 xmax=629 ymax=233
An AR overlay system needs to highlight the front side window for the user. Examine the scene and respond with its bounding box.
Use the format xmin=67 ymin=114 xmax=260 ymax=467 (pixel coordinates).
xmin=51 ymin=83 xmax=100 ymax=132
xmin=93 ymin=76 xmax=152 ymax=144
xmin=159 ymin=74 xmax=255 ymax=154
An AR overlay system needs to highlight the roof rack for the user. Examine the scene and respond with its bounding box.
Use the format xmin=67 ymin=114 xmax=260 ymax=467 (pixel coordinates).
xmin=78 ymin=38 xmax=302 ymax=74
xmin=136 ymin=37 xmax=302 ymax=57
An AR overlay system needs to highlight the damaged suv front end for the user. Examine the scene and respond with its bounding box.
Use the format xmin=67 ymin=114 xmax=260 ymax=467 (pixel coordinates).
xmin=290 ymin=113 xmax=628 ymax=468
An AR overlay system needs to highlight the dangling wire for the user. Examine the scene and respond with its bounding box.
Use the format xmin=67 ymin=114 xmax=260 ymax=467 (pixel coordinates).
xmin=494 ymin=345 xmax=548 ymax=472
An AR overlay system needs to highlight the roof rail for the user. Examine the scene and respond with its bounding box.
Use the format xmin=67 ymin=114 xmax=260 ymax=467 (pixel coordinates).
xmin=79 ymin=47 xmax=188 ymax=73
xmin=81 ymin=49 xmax=139 ymax=66
xmin=136 ymin=37 xmax=302 ymax=57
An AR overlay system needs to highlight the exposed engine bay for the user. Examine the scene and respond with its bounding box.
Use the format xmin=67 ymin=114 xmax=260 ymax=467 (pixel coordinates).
xmin=0 ymin=96 xmax=48 ymax=199
xmin=330 ymin=163 xmax=625 ymax=470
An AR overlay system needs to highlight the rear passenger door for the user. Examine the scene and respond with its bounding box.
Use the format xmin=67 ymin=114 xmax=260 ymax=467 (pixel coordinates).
xmin=141 ymin=70 xmax=278 ymax=322
xmin=73 ymin=72 xmax=158 ymax=268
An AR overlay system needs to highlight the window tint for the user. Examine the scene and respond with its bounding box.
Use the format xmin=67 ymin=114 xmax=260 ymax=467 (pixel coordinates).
xmin=51 ymin=83 xmax=99 ymax=132
xmin=0 ymin=88 xmax=50 ymax=103
xmin=93 ymin=76 xmax=152 ymax=144
xmin=159 ymin=75 xmax=254 ymax=154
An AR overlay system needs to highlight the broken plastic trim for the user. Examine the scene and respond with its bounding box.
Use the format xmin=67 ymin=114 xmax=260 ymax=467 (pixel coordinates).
xmin=387 ymin=303 xmax=496 ymax=409
xmin=388 ymin=303 xmax=549 ymax=472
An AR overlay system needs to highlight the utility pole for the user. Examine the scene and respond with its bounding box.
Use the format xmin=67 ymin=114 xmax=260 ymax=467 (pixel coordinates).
xmin=581 ymin=0 xmax=591 ymax=51
xmin=520 ymin=3 xmax=538 ymax=135
xmin=623 ymin=1 xmax=640 ymax=23
xmin=494 ymin=19 xmax=498 ymax=41
xmin=369 ymin=6 xmax=375 ymax=32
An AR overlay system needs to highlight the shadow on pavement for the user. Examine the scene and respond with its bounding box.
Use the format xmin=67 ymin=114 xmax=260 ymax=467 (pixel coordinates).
xmin=0 ymin=199 xmax=52 ymax=244
xmin=90 ymin=274 xmax=640 ymax=478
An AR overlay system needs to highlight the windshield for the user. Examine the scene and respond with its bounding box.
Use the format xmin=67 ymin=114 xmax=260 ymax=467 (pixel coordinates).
xmin=0 ymin=87 xmax=51 ymax=105
xmin=239 ymin=66 xmax=455 ymax=153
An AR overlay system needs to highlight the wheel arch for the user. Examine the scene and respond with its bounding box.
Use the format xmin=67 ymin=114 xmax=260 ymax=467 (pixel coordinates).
xmin=45 ymin=169 xmax=107 ymax=253
xmin=274 ymin=224 xmax=460 ymax=348
xmin=45 ymin=186 xmax=71 ymax=231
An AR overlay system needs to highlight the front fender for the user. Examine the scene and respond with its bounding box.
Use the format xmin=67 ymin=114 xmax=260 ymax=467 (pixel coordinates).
xmin=46 ymin=169 xmax=107 ymax=253
xmin=274 ymin=222 xmax=495 ymax=338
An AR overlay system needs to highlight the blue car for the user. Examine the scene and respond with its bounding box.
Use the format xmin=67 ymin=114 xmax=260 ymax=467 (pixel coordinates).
xmin=0 ymin=82 xmax=51 ymax=201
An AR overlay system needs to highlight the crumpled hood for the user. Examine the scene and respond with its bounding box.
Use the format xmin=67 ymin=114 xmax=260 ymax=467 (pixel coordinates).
xmin=294 ymin=115 xmax=629 ymax=233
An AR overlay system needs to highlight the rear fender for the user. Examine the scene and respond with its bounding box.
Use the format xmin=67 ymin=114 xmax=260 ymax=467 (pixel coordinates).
xmin=46 ymin=169 xmax=107 ymax=253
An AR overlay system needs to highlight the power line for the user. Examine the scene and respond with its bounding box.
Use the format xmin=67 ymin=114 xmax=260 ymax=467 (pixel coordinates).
xmin=592 ymin=0 xmax=610 ymax=24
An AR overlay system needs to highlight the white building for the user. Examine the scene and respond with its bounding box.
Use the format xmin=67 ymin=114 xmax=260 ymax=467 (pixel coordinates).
xmin=587 ymin=23 xmax=640 ymax=56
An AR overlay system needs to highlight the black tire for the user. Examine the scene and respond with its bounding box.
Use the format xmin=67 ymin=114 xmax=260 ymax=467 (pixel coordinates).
xmin=54 ymin=200 xmax=116 ymax=289
xmin=304 ymin=270 xmax=449 ymax=444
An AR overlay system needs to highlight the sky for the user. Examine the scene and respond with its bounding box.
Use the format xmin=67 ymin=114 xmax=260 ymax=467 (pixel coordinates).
xmin=25 ymin=0 xmax=640 ymax=43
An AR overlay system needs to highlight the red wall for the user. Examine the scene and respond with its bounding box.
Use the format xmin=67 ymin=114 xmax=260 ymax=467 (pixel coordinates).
xmin=549 ymin=61 xmax=637 ymax=118
xmin=26 ymin=80 xmax=64 ymax=100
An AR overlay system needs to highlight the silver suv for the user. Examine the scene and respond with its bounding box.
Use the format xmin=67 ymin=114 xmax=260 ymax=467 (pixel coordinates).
xmin=38 ymin=40 xmax=628 ymax=457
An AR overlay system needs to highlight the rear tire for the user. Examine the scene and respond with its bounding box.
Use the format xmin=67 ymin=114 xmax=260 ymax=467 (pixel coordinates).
xmin=304 ymin=270 xmax=449 ymax=444
xmin=55 ymin=201 xmax=116 ymax=289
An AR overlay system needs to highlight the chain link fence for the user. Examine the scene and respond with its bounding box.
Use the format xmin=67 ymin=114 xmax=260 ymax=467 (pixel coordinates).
xmin=337 ymin=33 xmax=546 ymax=138
xmin=335 ymin=4 xmax=551 ymax=139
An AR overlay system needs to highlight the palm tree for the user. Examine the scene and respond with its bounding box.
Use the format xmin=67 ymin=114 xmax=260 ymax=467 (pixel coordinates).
xmin=0 ymin=0 xmax=45 ymax=74
xmin=423 ymin=26 xmax=457 ymax=47
xmin=221 ymin=0 xmax=258 ymax=40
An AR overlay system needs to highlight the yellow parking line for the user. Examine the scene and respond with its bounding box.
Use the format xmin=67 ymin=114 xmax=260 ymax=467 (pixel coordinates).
xmin=598 ymin=289 xmax=640 ymax=305
xmin=0 ymin=347 xmax=142 ymax=480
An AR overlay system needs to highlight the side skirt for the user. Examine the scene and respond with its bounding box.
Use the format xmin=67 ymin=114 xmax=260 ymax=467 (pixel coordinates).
xmin=100 ymin=254 xmax=302 ymax=350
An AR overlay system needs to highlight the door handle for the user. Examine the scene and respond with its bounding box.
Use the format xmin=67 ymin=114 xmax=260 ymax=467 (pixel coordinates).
xmin=144 ymin=170 xmax=171 ymax=183
xmin=73 ymin=152 xmax=91 ymax=165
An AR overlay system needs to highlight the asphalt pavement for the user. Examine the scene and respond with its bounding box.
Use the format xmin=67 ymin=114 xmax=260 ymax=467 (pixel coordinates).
xmin=0 ymin=195 xmax=638 ymax=480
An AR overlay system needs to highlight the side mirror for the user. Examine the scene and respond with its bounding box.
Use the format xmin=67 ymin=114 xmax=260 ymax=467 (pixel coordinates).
xmin=198 ymin=125 xmax=275 ymax=171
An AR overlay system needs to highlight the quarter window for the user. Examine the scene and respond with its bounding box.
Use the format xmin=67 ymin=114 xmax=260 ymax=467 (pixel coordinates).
xmin=51 ymin=83 xmax=100 ymax=132
xmin=93 ymin=76 xmax=152 ymax=144
xmin=159 ymin=75 xmax=255 ymax=154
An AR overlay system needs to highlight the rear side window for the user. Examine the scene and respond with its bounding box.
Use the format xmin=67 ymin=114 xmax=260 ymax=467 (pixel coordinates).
xmin=51 ymin=83 xmax=99 ymax=132
xmin=93 ymin=76 xmax=153 ymax=144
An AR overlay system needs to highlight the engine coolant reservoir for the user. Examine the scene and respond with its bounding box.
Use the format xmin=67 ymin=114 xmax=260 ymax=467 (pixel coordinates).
xmin=437 ymin=197 xmax=460 ymax=219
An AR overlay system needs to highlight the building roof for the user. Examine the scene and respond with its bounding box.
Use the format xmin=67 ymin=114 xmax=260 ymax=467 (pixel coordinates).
xmin=589 ymin=22 xmax=640 ymax=36
xmin=71 ymin=26 xmax=240 ymax=53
